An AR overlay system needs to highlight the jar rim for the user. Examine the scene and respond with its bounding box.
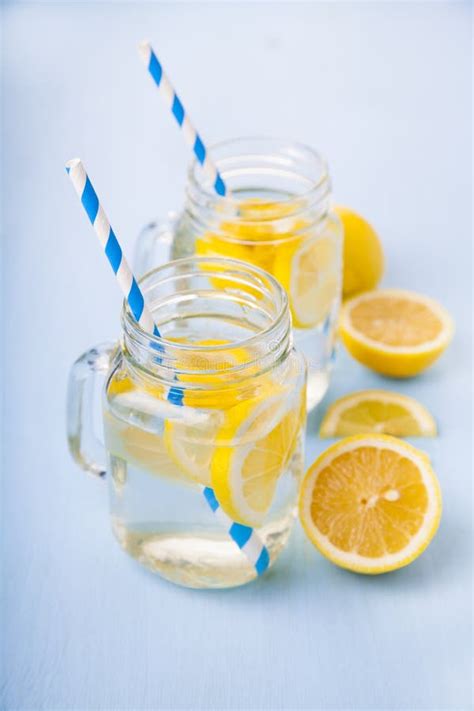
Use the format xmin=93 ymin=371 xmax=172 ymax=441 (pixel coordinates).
xmin=186 ymin=135 xmax=330 ymax=211
xmin=121 ymin=256 xmax=291 ymax=380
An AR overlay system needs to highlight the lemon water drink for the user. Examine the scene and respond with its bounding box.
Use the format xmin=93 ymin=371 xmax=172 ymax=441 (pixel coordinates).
xmin=68 ymin=258 xmax=306 ymax=588
xmin=136 ymin=138 xmax=343 ymax=410
xmin=104 ymin=365 xmax=304 ymax=588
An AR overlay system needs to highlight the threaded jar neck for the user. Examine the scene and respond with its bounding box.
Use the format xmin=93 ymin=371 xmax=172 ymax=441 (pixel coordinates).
xmin=121 ymin=256 xmax=292 ymax=389
xmin=185 ymin=137 xmax=332 ymax=242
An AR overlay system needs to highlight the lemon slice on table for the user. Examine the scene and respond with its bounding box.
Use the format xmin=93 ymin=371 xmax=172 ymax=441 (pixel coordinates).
xmin=340 ymin=289 xmax=454 ymax=377
xmin=319 ymin=390 xmax=437 ymax=438
xmin=211 ymin=392 xmax=304 ymax=527
xmin=274 ymin=235 xmax=340 ymax=329
xmin=299 ymin=434 xmax=442 ymax=574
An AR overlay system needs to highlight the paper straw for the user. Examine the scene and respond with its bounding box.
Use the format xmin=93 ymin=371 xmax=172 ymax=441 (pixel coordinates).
xmin=66 ymin=159 xmax=269 ymax=576
xmin=66 ymin=159 xmax=158 ymax=336
xmin=138 ymin=40 xmax=228 ymax=198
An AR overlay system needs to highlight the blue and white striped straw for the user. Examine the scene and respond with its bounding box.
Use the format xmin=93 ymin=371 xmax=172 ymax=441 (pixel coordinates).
xmin=138 ymin=40 xmax=228 ymax=198
xmin=66 ymin=159 xmax=158 ymax=336
xmin=65 ymin=159 xmax=269 ymax=577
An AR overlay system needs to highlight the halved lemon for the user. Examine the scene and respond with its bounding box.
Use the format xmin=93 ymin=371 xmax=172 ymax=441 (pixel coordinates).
xmin=211 ymin=392 xmax=304 ymax=526
xmin=340 ymin=289 xmax=454 ymax=377
xmin=274 ymin=235 xmax=341 ymax=329
xmin=319 ymin=390 xmax=437 ymax=438
xmin=299 ymin=434 xmax=441 ymax=574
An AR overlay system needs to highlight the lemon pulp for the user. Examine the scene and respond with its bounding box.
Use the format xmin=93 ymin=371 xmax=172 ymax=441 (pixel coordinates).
xmin=299 ymin=435 xmax=441 ymax=573
xmin=319 ymin=390 xmax=437 ymax=438
xmin=340 ymin=289 xmax=454 ymax=377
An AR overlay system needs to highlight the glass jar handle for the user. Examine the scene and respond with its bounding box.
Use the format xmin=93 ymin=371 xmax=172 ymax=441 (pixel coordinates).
xmin=134 ymin=212 xmax=179 ymax=277
xmin=66 ymin=342 xmax=117 ymax=478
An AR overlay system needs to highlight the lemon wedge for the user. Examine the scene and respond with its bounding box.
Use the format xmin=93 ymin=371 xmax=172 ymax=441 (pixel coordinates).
xmin=299 ymin=434 xmax=442 ymax=574
xmin=340 ymin=289 xmax=454 ymax=377
xmin=319 ymin=390 xmax=437 ymax=438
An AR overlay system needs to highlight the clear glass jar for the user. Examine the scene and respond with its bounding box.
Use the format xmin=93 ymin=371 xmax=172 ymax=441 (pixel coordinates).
xmin=67 ymin=257 xmax=306 ymax=589
xmin=135 ymin=137 xmax=343 ymax=410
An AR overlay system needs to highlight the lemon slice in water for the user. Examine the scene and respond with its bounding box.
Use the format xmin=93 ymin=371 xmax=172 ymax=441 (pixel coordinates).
xmin=211 ymin=393 xmax=304 ymax=526
xmin=274 ymin=235 xmax=340 ymax=329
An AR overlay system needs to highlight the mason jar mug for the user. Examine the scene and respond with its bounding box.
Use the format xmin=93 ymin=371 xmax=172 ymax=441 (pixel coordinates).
xmin=67 ymin=257 xmax=307 ymax=589
xmin=135 ymin=138 xmax=343 ymax=410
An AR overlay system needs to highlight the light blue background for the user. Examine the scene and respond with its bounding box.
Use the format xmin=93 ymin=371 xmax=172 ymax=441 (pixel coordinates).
xmin=1 ymin=2 xmax=472 ymax=709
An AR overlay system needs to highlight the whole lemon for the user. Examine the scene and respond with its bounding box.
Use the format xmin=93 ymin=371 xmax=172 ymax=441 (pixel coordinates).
xmin=335 ymin=206 xmax=384 ymax=299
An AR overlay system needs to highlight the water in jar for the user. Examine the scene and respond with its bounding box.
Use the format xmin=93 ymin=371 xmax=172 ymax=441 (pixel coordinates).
xmin=103 ymin=317 xmax=306 ymax=589
xmin=171 ymin=192 xmax=342 ymax=409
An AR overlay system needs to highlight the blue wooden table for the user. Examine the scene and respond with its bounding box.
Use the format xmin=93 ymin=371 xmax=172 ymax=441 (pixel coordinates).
xmin=2 ymin=2 xmax=471 ymax=709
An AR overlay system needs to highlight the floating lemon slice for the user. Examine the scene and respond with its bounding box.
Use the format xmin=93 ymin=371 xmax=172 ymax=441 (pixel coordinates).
xmin=163 ymin=338 xmax=265 ymax=484
xmin=169 ymin=338 xmax=253 ymax=409
xmin=106 ymin=340 xmax=283 ymax=487
xmin=103 ymin=411 xmax=193 ymax=485
xmin=164 ymin=377 xmax=292 ymax=487
xmin=164 ymin=415 xmax=218 ymax=486
xmin=196 ymin=199 xmax=317 ymax=290
xmin=319 ymin=390 xmax=437 ymax=438
xmin=211 ymin=392 xmax=303 ymax=527
xmin=340 ymin=289 xmax=454 ymax=377
xmin=274 ymin=235 xmax=340 ymax=329
xmin=299 ymin=434 xmax=441 ymax=574
xmin=195 ymin=204 xmax=276 ymax=278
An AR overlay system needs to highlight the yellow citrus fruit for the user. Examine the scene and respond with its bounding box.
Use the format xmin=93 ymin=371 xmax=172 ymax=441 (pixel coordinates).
xmin=103 ymin=411 xmax=193 ymax=485
xmin=211 ymin=391 xmax=304 ymax=526
xmin=299 ymin=434 xmax=442 ymax=573
xmin=319 ymin=390 xmax=437 ymax=438
xmin=163 ymin=338 xmax=278 ymax=485
xmin=274 ymin=234 xmax=340 ymax=328
xmin=106 ymin=340 xmax=286 ymax=487
xmin=335 ymin=206 xmax=384 ymax=298
xmin=107 ymin=373 xmax=137 ymax=397
xmin=340 ymin=289 xmax=454 ymax=377
xmin=196 ymin=199 xmax=342 ymax=330
xmin=168 ymin=338 xmax=253 ymax=409
xmin=163 ymin=414 xmax=218 ymax=486
xmin=195 ymin=201 xmax=277 ymax=276
xmin=195 ymin=200 xmax=312 ymax=290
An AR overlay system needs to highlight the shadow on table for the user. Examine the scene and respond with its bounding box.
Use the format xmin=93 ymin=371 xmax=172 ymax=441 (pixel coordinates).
xmin=120 ymin=492 xmax=468 ymax=602
xmin=308 ymin=515 xmax=469 ymax=595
